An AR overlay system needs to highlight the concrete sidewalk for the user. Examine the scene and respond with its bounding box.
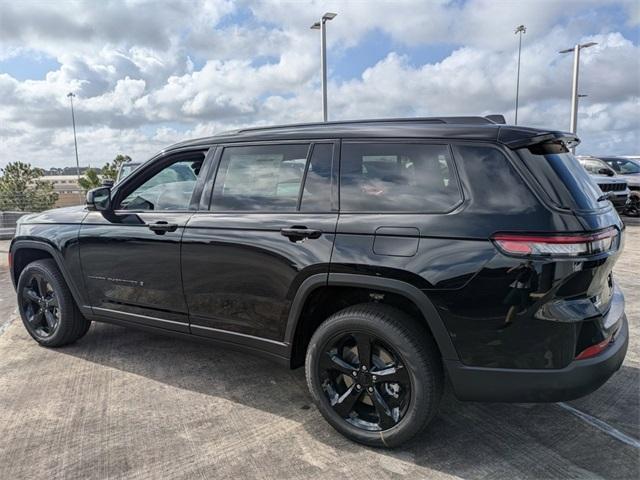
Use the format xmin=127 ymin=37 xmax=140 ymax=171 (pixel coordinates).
xmin=0 ymin=234 xmax=638 ymax=480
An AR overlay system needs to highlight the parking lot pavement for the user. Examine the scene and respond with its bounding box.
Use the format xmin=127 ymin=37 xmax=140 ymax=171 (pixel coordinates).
xmin=0 ymin=240 xmax=14 ymax=335
xmin=0 ymin=234 xmax=638 ymax=480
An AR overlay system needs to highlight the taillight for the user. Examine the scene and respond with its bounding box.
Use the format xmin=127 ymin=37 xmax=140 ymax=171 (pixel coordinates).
xmin=575 ymin=336 xmax=613 ymax=360
xmin=492 ymin=227 xmax=618 ymax=258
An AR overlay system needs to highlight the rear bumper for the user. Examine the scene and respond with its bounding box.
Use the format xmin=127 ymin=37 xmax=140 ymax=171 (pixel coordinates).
xmin=446 ymin=314 xmax=628 ymax=402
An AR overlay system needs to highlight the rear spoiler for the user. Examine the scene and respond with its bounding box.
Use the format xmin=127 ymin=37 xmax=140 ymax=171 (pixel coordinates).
xmin=498 ymin=129 xmax=580 ymax=150
xmin=485 ymin=114 xmax=506 ymax=124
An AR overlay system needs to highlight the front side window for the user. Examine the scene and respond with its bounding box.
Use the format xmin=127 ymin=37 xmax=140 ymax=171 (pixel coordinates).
xmin=211 ymin=144 xmax=310 ymax=211
xmin=120 ymin=157 xmax=203 ymax=211
xmin=339 ymin=143 xmax=461 ymax=212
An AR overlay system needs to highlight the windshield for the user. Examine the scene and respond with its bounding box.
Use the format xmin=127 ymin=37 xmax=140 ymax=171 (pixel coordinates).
xmin=580 ymin=158 xmax=614 ymax=175
xmin=603 ymin=158 xmax=640 ymax=174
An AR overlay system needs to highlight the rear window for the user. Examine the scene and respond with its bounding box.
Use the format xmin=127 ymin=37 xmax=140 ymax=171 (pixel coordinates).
xmin=519 ymin=149 xmax=607 ymax=211
xmin=339 ymin=143 xmax=461 ymax=212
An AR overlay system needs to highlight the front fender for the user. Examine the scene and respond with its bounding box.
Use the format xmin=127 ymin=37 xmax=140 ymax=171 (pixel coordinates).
xmin=10 ymin=239 xmax=90 ymax=314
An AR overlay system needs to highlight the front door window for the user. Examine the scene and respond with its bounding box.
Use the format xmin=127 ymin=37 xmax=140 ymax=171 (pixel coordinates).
xmin=120 ymin=157 xmax=203 ymax=211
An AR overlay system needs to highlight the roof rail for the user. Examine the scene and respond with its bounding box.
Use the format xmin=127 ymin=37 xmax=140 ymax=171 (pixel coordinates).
xmin=229 ymin=116 xmax=502 ymax=135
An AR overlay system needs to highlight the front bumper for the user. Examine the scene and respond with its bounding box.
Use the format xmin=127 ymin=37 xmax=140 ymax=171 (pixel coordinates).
xmin=445 ymin=313 xmax=628 ymax=402
xmin=610 ymin=193 xmax=630 ymax=211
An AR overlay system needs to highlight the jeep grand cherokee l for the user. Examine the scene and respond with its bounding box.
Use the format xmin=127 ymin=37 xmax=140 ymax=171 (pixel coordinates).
xmin=10 ymin=117 xmax=628 ymax=447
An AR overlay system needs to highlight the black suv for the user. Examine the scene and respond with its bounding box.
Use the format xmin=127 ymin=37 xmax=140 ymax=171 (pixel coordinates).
xmin=10 ymin=117 xmax=628 ymax=447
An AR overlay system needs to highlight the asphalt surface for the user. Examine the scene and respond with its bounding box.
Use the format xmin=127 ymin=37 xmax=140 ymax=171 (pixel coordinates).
xmin=0 ymin=232 xmax=638 ymax=480
xmin=0 ymin=241 xmax=14 ymax=335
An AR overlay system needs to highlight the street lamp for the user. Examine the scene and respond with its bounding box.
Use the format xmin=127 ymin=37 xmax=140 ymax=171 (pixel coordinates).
xmin=514 ymin=25 xmax=526 ymax=125
xmin=310 ymin=12 xmax=337 ymax=122
xmin=66 ymin=92 xmax=81 ymax=199
xmin=559 ymin=42 xmax=597 ymax=143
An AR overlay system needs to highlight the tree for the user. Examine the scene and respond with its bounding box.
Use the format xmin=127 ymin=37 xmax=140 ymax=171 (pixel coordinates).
xmin=78 ymin=168 xmax=102 ymax=190
xmin=78 ymin=154 xmax=132 ymax=191
xmin=102 ymin=154 xmax=132 ymax=181
xmin=0 ymin=162 xmax=58 ymax=212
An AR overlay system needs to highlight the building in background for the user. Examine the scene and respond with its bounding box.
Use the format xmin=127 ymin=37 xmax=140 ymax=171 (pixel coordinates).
xmin=40 ymin=175 xmax=84 ymax=207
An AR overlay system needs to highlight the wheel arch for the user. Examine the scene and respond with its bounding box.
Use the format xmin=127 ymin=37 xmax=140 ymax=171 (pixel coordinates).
xmin=10 ymin=240 xmax=89 ymax=310
xmin=285 ymin=273 xmax=459 ymax=368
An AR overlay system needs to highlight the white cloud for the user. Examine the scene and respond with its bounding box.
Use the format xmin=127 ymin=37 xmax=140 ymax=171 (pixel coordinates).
xmin=0 ymin=0 xmax=638 ymax=171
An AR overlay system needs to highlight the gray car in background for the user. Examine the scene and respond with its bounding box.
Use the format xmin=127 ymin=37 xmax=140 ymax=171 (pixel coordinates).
xmin=577 ymin=156 xmax=630 ymax=213
xmin=599 ymin=157 xmax=640 ymax=215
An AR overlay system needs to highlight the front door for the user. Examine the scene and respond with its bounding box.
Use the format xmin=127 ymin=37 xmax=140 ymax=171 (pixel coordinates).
xmin=181 ymin=141 xmax=339 ymax=350
xmin=79 ymin=149 xmax=210 ymax=332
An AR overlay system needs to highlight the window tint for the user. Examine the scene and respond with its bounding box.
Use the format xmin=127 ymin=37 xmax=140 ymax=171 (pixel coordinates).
xmin=300 ymin=143 xmax=333 ymax=211
xmin=120 ymin=158 xmax=202 ymax=211
xmin=339 ymin=143 xmax=460 ymax=212
xmin=211 ymin=144 xmax=310 ymax=211
xmin=456 ymin=145 xmax=541 ymax=213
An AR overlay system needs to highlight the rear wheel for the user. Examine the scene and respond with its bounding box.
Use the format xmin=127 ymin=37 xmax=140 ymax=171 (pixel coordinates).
xmin=305 ymin=303 xmax=443 ymax=447
xmin=17 ymin=259 xmax=91 ymax=347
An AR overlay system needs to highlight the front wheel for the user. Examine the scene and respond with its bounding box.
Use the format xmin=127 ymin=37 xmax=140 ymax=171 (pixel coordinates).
xmin=305 ymin=303 xmax=443 ymax=447
xmin=17 ymin=259 xmax=91 ymax=347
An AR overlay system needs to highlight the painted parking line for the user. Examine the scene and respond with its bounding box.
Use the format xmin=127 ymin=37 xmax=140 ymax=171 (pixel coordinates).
xmin=557 ymin=402 xmax=640 ymax=449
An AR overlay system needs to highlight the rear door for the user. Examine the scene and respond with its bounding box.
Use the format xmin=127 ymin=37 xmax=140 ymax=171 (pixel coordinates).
xmin=181 ymin=140 xmax=339 ymax=348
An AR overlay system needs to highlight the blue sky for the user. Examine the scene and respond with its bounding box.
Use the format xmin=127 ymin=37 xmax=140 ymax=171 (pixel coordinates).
xmin=0 ymin=0 xmax=638 ymax=169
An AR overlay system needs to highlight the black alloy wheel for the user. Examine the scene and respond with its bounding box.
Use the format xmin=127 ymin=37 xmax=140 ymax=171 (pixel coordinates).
xmin=17 ymin=259 xmax=91 ymax=347
xmin=319 ymin=332 xmax=411 ymax=431
xmin=21 ymin=273 xmax=60 ymax=338
xmin=306 ymin=303 xmax=443 ymax=448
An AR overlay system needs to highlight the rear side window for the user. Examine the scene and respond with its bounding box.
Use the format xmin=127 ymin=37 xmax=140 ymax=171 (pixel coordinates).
xmin=211 ymin=144 xmax=310 ymax=211
xmin=518 ymin=149 xmax=607 ymax=211
xmin=339 ymin=143 xmax=461 ymax=212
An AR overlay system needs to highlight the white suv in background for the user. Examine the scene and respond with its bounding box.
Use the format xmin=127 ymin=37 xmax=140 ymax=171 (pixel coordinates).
xmin=577 ymin=156 xmax=630 ymax=213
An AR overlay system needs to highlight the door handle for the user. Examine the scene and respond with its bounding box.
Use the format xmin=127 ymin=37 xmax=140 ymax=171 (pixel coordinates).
xmin=148 ymin=221 xmax=178 ymax=235
xmin=280 ymin=226 xmax=322 ymax=242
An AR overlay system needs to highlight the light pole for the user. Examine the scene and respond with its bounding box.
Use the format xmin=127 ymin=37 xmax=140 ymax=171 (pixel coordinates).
xmin=514 ymin=25 xmax=526 ymax=125
xmin=311 ymin=12 xmax=337 ymax=122
xmin=66 ymin=92 xmax=81 ymax=198
xmin=577 ymin=93 xmax=588 ymax=131
xmin=559 ymin=42 xmax=597 ymax=142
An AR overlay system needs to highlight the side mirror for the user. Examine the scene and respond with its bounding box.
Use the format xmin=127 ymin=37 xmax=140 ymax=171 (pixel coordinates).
xmin=598 ymin=168 xmax=614 ymax=176
xmin=86 ymin=186 xmax=112 ymax=211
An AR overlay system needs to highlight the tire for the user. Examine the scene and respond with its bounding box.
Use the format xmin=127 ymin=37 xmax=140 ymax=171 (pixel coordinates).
xmin=305 ymin=303 xmax=443 ymax=448
xmin=17 ymin=259 xmax=91 ymax=347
